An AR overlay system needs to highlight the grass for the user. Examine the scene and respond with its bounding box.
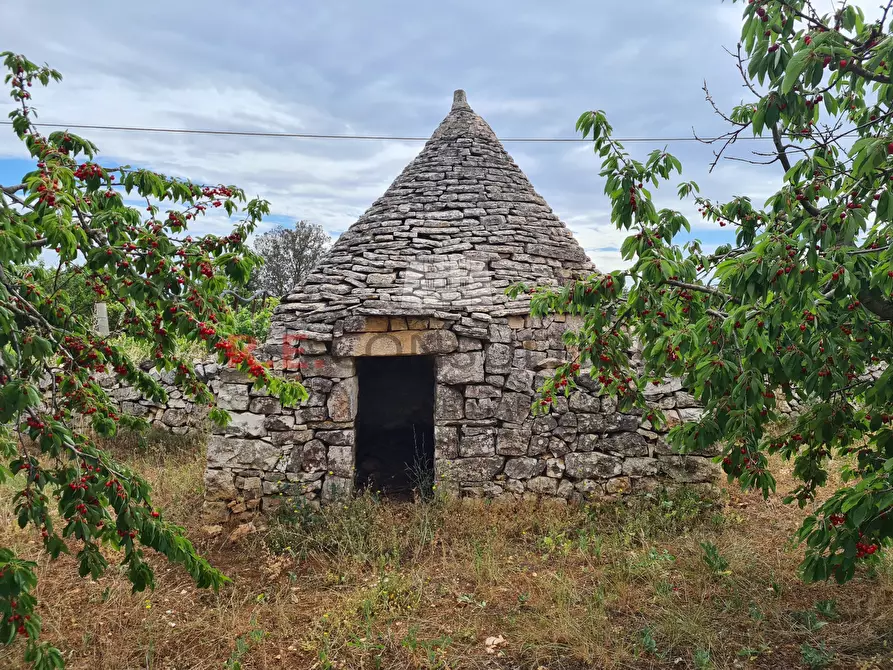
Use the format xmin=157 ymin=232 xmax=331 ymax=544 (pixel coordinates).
xmin=0 ymin=442 xmax=892 ymax=669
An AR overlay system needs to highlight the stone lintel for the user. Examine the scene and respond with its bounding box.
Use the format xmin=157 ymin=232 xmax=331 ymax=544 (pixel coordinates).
xmin=331 ymin=329 xmax=458 ymax=357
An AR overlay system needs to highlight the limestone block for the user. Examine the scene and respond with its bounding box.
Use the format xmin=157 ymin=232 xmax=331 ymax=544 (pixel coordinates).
xmin=575 ymin=434 xmax=598 ymax=452
xmin=332 ymin=330 xmax=457 ymax=357
xmin=575 ymin=479 xmax=605 ymax=497
xmin=496 ymin=426 xmax=532 ymax=456
xmin=462 ymin=482 xmax=504 ymax=498
xmin=204 ymin=468 xmax=237 ymax=501
xmin=217 ymin=383 xmax=250 ymax=411
xmin=658 ymin=395 xmax=676 ymax=410
xmin=301 ymin=356 xmax=355 ymax=378
xmin=569 ymin=392 xmax=600 ymax=413
xmin=606 ymin=476 xmax=631 ymax=495
xmin=263 ymin=480 xmax=285 ymax=496
xmin=295 ymin=406 xmax=329 ymax=424
xmin=577 ymin=413 xmax=639 ymax=434
xmin=327 ymin=446 xmax=354 ymax=477
xmin=531 ymin=416 xmax=556 ymax=439
xmin=458 ymin=337 xmax=482 ymax=352
xmin=527 ymin=476 xmax=558 ymax=495
xmin=161 ymin=408 xmax=189 ymax=427
xmin=465 ymin=384 xmax=501 ymax=399
xmin=504 ymin=478 xmax=526 ymax=494
xmin=435 ymin=426 xmax=459 ymax=459
xmin=658 ymin=455 xmax=720 ymax=483
xmin=264 ymin=414 xmax=295 ymax=431
xmin=557 ymin=479 xmax=575 ymax=499
xmin=389 ymin=317 xmax=408 ymax=331
xmin=643 ymin=378 xmax=683 ymax=396
xmin=327 ymin=376 xmax=359 ymax=422
xmin=321 ymin=476 xmax=353 ymax=502
xmin=485 ymin=343 xmax=512 ymax=374
xmin=287 ymin=444 xmax=303 ymax=472
xmin=554 ymin=425 xmax=577 ymax=443
xmin=249 ymin=396 xmax=281 ymax=414
xmin=343 ymin=315 xmax=388 ymax=333
xmin=505 ymin=369 xmax=535 ymax=393
xmin=622 ymin=457 xmax=659 ymax=477
xmin=488 ymin=324 xmax=512 ymax=343
xmin=528 ymin=434 xmax=550 ymax=456
xmin=316 ymin=430 xmax=354 ymax=446
xmin=636 ymin=476 xmax=661 ymax=493
xmin=495 ymin=392 xmax=531 ymax=423
xmin=465 ymin=398 xmax=499 ymax=420
xmin=224 ymin=411 xmax=268 ymax=438
xmin=407 ymin=317 xmax=429 ymax=330
xmin=209 ymin=437 xmax=281 ymax=471
xmin=599 ymin=433 xmax=649 ymax=457
xmin=663 ymin=409 xmax=682 ymax=428
xmin=206 ymin=435 xmax=237 ymax=467
xmin=437 ymin=351 xmax=485 ymax=384
xmin=287 ymin=337 xmax=327 ymax=355
xmin=302 ymin=440 xmax=327 ymax=471
xmin=504 ymin=457 xmax=545 ymax=480
xmin=438 ymin=456 xmax=504 ymax=482
xmin=459 ymin=427 xmax=496 ymax=457
xmin=548 ymin=438 xmax=572 ymax=458
xmin=677 ymin=407 xmax=704 ymax=423
xmin=121 ymin=400 xmax=149 ymax=416
xmin=305 ymin=377 xmax=335 ymax=395
xmin=435 ymin=385 xmax=464 ymax=420
xmin=111 ymin=385 xmax=141 ymax=401
xmin=545 ymin=458 xmax=565 ymax=479
xmin=565 ymin=452 xmax=622 ymax=479
xmin=513 ymin=349 xmax=546 ymax=370
xmin=558 ymin=412 xmax=577 ymax=427
xmin=535 ymin=358 xmax=563 ymax=371
xmin=201 ymin=500 xmax=230 ymax=524
xmin=218 ymin=368 xmax=252 ymax=384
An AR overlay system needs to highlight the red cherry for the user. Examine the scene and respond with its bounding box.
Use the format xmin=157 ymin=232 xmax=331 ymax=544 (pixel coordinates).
xmin=840 ymin=59 xmax=848 ymax=69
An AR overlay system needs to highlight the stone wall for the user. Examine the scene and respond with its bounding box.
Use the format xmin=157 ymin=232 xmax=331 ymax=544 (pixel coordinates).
xmin=202 ymin=312 xmax=720 ymax=524
xmin=95 ymin=362 xmax=218 ymax=434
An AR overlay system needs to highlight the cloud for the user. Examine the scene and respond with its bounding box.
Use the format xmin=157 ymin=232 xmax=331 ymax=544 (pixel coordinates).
xmin=0 ymin=0 xmax=792 ymax=270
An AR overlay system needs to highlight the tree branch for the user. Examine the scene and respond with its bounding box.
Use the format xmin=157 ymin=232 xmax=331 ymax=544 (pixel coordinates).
xmin=858 ymin=287 xmax=893 ymax=322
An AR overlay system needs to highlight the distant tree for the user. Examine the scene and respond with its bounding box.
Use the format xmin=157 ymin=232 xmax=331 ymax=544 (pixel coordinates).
xmin=250 ymin=221 xmax=329 ymax=297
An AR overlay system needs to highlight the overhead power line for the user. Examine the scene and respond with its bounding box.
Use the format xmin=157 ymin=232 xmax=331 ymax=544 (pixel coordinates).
xmin=0 ymin=120 xmax=777 ymax=144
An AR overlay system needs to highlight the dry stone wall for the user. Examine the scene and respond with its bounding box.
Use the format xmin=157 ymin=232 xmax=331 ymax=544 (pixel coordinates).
xmin=100 ymin=363 xmax=217 ymax=433
xmin=39 ymin=363 xmax=215 ymax=435
xmin=202 ymin=313 xmax=721 ymax=524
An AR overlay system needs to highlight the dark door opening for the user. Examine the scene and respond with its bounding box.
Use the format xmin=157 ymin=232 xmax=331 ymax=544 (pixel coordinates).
xmin=355 ymin=356 xmax=435 ymax=497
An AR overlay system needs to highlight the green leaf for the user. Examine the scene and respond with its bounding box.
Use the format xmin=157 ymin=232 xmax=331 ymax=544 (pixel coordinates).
xmin=782 ymin=50 xmax=811 ymax=93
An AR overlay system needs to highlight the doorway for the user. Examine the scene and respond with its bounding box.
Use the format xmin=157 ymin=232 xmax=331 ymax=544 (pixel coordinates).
xmin=355 ymin=356 xmax=435 ymax=496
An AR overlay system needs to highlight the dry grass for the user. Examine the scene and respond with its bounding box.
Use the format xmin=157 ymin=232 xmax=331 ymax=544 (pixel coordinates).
xmin=0 ymin=440 xmax=891 ymax=670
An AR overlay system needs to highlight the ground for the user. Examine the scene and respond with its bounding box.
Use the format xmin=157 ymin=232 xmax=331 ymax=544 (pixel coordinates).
xmin=0 ymin=433 xmax=891 ymax=670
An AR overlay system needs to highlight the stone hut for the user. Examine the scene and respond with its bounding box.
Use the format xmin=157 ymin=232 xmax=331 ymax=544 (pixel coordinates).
xmin=203 ymin=90 xmax=717 ymax=522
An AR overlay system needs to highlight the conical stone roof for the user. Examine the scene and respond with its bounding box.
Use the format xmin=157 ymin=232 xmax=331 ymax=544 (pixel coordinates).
xmin=275 ymin=90 xmax=595 ymax=329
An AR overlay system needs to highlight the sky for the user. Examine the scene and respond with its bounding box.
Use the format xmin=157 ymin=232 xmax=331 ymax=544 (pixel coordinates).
xmin=0 ymin=0 xmax=863 ymax=271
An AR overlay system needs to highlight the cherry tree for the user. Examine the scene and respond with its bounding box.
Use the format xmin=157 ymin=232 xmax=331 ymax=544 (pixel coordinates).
xmin=518 ymin=0 xmax=893 ymax=583
xmin=0 ymin=52 xmax=304 ymax=667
